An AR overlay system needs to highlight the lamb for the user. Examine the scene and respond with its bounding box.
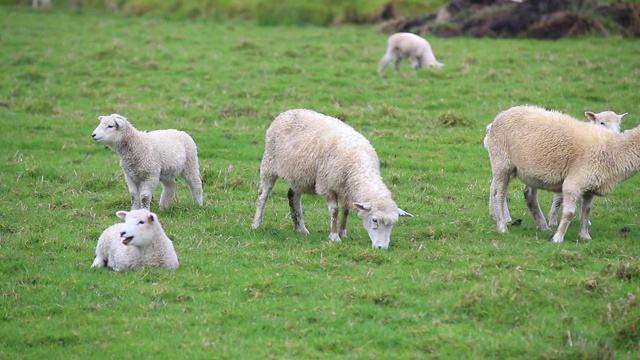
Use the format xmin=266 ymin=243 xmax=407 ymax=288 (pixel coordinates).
xmin=91 ymin=113 xmax=203 ymax=211
xmin=251 ymin=109 xmax=413 ymax=249
xmin=486 ymin=110 xmax=627 ymax=226
xmin=484 ymin=105 xmax=636 ymax=243
xmin=378 ymin=32 xmax=444 ymax=75
xmin=91 ymin=209 xmax=179 ymax=271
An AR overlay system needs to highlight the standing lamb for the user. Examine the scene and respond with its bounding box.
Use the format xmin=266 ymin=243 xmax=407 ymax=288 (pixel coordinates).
xmin=251 ymin=109 xmax=413 ymax=249
xmin=486 ymin=110 xmax=627 ymax=226
xmin=378 ymin=32 xmax=444 ymax=75
xmin=484 ymin=105 xmax=636 ymax=243
xmin=91 ymin=113 xmax=203 ymax=211
xmin=91 ymin=209 xmax=179 ymax=271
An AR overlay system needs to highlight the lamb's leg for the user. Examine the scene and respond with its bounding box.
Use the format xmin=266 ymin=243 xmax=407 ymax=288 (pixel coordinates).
xmin=91 ymin=256 xmax=106 ymax=268
xmin=339 ymin=207 xmax=349 ymax=239
xmin=410 ymin=57 xmax=421 ymax=72
xmin=325 ymin=192 xmax=341 ymax=242
xmin=394 ymin=58 xmax=402 ymax=72
xmin=182 ymin=165 xmax=203 ymax=206
xmin=551 ymin=192 xmax=579 ymax=243
xmin=378 ymin=52 xmax=393 ymax=74
xmin=490 ymin=172 xmax=510 ymax=233
xmin=139 ymin=179 xmax=158 ymax=211
xmin=159 ymin=178 xmax=177 ymax=209
xmin=124 ymin=173 xmax=141 ymax=210
xmin=548 ymin=192 xmax=563 ymax=227
xmin=578 ymin=194 xmax=593 ymax=240
xmin=251 ymin=173 xmax=277 ymax=230
xmin=524 ymin=186 xmax=550 ymax=231
xmin=288 ymin=188 xmax=309 ymax=235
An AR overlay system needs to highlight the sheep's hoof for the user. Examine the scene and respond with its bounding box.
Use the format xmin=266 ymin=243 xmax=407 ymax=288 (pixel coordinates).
xmin=550 ymin=235 xmax=564 ymax=243
xmin=329 ymin=233 xmax=342 ymax=242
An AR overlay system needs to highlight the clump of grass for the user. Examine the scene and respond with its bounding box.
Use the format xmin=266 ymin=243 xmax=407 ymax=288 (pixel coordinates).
xmin=437 ymin=111 xmax=468 ymax=127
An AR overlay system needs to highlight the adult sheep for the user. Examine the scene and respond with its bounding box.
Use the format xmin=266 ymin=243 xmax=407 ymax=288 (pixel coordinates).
xmin=91 ymin=113 xmax=203 ymax=211
xmin=251 ymin=109 xmax=413 ymax=249
xmin=486 ymin=110 xmax=627 ymax=226
xmin=484 ymin=105 xmax=634 ymax=243
xmin=91 ymin=209 xmax=179 ymax=271
xmin=378 ymin=32 xmax=444 ymax=75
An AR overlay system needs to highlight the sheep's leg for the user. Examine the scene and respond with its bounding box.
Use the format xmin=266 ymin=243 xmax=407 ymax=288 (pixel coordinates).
xmin=490 ymin=172 xmax=510 ymax=233
xmin=182 ymin=166 xmax=203 ymax=206
xmin=394 ymin=58 xmax=402 ymax=72
xmin=325 ymin=192 xmax=341 ymax=242
xmin=377 ymin=52 xmax=393 ymax=74
xmin=490 ymin=178 xmax=512 ymax=222
xmin=551 ymin=193 xmax=579 ymax=243
xmin=578 ymin=194 xmax=593 ymax=240
xmin=139 ymin=179 xmax=158 ymax=211
xmin=288 ymin=188 xmax=309 ymax=235
xmin=548 ymin=192 xmax=563 ymax=227
xmin=124 ymin=173 xmax=141 ymax=210
xmin=251 ymin=173 xmax=277 ymax=230
xmin=410 ymin=57 xmax=421 ymax=72
xmin=339 ymin=207 xmax=349 ymax=239
xmin=524 ymin=186 xmax=550 ymax=231
xmin=159 ymin=178 xmax=177 ymax=209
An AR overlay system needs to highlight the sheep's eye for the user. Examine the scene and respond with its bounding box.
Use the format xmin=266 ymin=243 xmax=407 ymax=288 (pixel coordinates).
xmin=138 ymin=220 xmax=145 ymax=225
xmin=372 ymin=218 xmax=378 ymax=224
xmin=600 ymin=122 xmax=605 ymax=126
xmin=107 ymin=125 xmax=114 ymax=129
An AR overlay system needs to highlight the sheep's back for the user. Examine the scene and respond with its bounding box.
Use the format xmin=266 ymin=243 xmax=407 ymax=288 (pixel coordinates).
xmin=142 ymin=129 xmax=196 ymax=174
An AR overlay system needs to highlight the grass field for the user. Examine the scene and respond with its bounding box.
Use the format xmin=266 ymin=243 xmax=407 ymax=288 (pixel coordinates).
xmin=2 ymin=6 xmax=640 ymax=359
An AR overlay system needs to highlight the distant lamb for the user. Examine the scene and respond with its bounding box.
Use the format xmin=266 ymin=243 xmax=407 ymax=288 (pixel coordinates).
xmin=91 ymin=113 xmax=203 ymax=210
xmin=484 ymin=105 xmax=635 ymax=243
xmin=91 ymin=209 xmax=179 ymax=271
xmin=251 ymin=109 xmax=413 ymax=249
xmin=378 ymin=32 xmax=444 ymax=75
xmin=486 ymin=110 xmax=627 ymax=226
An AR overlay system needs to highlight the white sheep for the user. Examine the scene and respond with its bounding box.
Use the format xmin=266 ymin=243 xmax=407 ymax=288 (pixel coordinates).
xmin=91 ymin=113 xmax=203 ymax=211
xmin=486 ymin=110 xmax=627 ymax=226
xmin=378 ymin=32 xmax=444 ymax=75
xmin=484 ymin=105 xmax=636 ymax=243
xmin=91 ymin=209 xmax=179 ymax=271
xmin=251 ymin=109 xmax=413 ymax=249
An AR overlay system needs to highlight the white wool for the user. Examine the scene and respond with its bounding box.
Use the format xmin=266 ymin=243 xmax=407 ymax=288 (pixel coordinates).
xmin=91 ymin=209 xmax=179 ymax=271
xmin=91 ymin=113 xmax=203 ymax=210
xmin=378 ymin=32 xmax=444 ymax=75
xmin=252 ymin=109 xmax=412 ymax=249
xmin=484 ymin=105 xmax=635 ymax=243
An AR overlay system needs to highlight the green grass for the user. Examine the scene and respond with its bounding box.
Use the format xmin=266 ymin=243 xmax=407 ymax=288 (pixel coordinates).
xmin=2 ymin=6 xmax=640 ymax=359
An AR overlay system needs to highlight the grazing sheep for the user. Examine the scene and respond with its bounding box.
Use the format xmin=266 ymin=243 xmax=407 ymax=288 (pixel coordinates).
xmin=378 ymin=32 xmax=444 ymax=75
xmin=32 ymin=0 xmax=51 ymax=9
xmin=484 ymin=105 xmax=637 ymax=243
xmin=91 ymin=209 xmax=179 ymax=271
xmin=91 ymin=113 xmax=203 ymax=211
xmin=251 ymin=109 xmax=413 ymax=249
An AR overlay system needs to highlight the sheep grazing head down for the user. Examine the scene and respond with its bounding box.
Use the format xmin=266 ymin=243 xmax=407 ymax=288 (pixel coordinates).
xmin=116 ymin=209 xmax=158 ymax=247
xmin=354 ymin=202 xmax=413 ymax=249
xmin=91 ymin=114 xmax=128 ymax=147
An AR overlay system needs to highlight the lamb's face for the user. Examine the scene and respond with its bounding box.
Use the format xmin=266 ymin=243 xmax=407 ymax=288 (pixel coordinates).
xmin=361 ymin=212 xmax=398 ymax=249
xmin=91 ymin=114 xmax=127 ymax=145
xmin=116 ymin=209 xmax=157 ymax=247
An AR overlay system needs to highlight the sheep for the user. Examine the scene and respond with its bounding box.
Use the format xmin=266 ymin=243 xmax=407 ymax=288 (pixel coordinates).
xmin=91 ymin=209 xmax=179 ymax=271
xmin=32 ymin=0 xmax=51 ymax=9
xmin=91 ymin=113 xmax=203 ymax=211
xmin=486 ymin=110 xmax=627 ymax=226
xmin=378 ymin=32 xmax=444 ymax=75
xmin=484 ymin=105 xmax=636 ymax=243
xmin=251 ymin=109 xmax=413 ymax=249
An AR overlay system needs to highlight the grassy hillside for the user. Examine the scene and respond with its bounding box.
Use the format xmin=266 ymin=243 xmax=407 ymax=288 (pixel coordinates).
xmin=1 ymin=6 xmax=640 ymax=359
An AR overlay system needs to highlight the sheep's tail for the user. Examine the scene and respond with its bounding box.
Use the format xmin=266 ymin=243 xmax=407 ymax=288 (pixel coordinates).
xmin=483 ymin=123 xmax=492 ymax=150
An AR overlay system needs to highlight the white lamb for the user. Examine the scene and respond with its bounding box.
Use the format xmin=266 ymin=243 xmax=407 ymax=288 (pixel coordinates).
xmin=251 ymin=109 xmax=413 ymax=249
xmin=484 ymin=105 xmax=636 ymax=243
xmin=91 ymin=209 xmax=179 ymax=271
xmin=378 ymin=32 xmax=444 ymax=75
xmin=486 ymin=110 xmax=627 ymax=226
xmin=91 ymin=113 xmax=203 ymax=211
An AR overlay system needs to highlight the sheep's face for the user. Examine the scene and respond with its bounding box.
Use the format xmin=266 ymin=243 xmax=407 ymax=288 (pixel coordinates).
xmin=91 ymin=114 xmax=128 ymax=145
xmin=585 ymin=110 xmax=627 ymax=134
xmin=116 ymin=209 xmax=157 ymax=247
xmin=354 ymin=202 xmax=413 ymax=249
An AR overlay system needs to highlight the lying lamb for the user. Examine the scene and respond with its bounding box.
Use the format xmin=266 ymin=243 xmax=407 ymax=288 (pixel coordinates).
xmin=91 ymin=209 xmax=179 ymax=271
xmin=91 ymin=113 xmax=203 ymax=210
xmin=485 ymin=105 xmax=635 ymax=243
xmin=251 ymin=109 xmax=413 ymax=249
xmin=378 ymin=32 xmax=444 ymax=75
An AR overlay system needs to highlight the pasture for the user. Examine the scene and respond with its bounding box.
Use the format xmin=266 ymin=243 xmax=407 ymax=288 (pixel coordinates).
xmin=1 ymin=6 xmax=640 ymax=359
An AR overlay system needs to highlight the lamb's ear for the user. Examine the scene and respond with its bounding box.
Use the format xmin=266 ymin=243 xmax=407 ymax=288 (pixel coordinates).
xmin=147 ymin=213 xmax=156 ymax=223
xmin=398 ymin=208 xmax=413 ymax=218
xmin=98 ymin=115 xmax=104 ymax=122
xmin=116 ymin=211 xmax=128 ymax=219
xmin=620 ymin=113 xmax=628 ymax=122
xmin=353 ymin=202 xmax=372 ymax=212
xmin=585 ymin=111 xmax=596 ymax=123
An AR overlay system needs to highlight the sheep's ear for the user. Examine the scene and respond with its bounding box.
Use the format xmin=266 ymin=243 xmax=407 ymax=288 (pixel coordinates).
xmin=116 ymin=211 xmax=128 ymax=219
xmin=147 ymin=213 xmax=156 ymax=223
xmin=98 ymin=115 xmax=104 ymax=122
xmin=620 ymin=113 xmax=628 ymax=122
xmin=353 ymin=202 xmax=372 ymax=212
xmin=585 ymin=111 xmax=596 ymax=123
xmin=398 ymin=208 xmax=413 ymax=218
xmin=113 ymin=116 xmax=126 ymax=128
